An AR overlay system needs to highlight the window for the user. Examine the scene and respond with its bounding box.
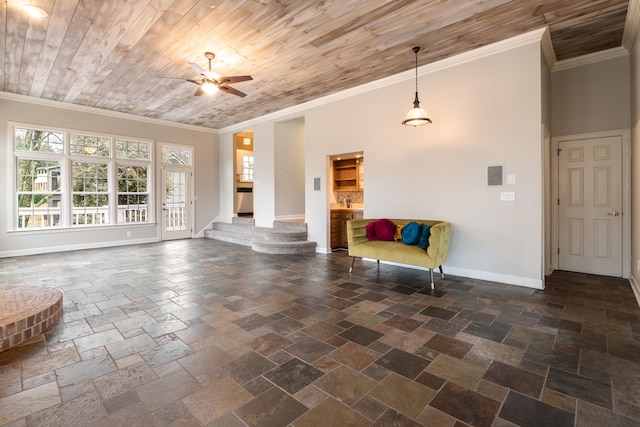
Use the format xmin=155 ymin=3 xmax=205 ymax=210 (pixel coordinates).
xmin=162 ymin=146 xmax=191 ymax=165
xmin=16 ymin=159 xmax=62 ymax=228
xmin=117 ymin=165 xmax=149 ymax=223
xmin=72 ymin=162 xmax=109 ymax=225
xmin=12 ymin=124 xmax=152 ymax=230
xmin=241 ymin=155 xmax=254 ymax=182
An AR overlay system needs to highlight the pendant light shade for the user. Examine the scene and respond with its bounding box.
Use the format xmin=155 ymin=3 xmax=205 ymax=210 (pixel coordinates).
xmin=402 ymin=46 xmax=432 ymax=127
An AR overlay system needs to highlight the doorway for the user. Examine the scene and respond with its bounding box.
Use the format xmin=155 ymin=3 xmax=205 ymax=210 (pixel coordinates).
xmin=160 ymin=144 xmax=193 ymax=240
xmin=233 ymin=131 xmax=254 ymax=218
xmin=329 ymin=151 xmax=364 ymax=250
xmin=552 ymin=130 xmax=630 ymax=277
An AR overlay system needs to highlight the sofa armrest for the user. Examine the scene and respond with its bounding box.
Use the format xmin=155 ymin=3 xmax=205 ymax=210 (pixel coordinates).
xmin=426 ymin=221 xmax=452 ymax=265
xmin=347 ymin=219 xmax=373 ymax=248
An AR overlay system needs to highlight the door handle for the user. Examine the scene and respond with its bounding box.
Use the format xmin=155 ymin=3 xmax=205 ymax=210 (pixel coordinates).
xmin=607 ymin=211 xmax=621 ymax=216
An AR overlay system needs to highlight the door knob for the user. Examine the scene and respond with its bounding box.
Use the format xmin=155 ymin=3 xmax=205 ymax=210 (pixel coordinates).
xmin=607 ymin=211 xmax=621 ymax=216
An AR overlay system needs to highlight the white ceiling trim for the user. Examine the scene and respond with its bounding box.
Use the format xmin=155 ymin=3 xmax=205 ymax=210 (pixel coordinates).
xmin=0 ymin=91 xmax=218 ymax=134
xmin=623 ymin=0 xmax=640 ymax=51
xmin=220 ymin=28 xmax=548 ymax=133
xmin=552 ymin=46 xmax=630 ymax=72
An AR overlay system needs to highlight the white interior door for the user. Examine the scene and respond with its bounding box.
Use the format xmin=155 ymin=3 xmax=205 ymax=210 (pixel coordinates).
xmin=161 ymin=167 xmax=192 ymax=240
xmin=558 ymin=135 xmax=623 ymax=276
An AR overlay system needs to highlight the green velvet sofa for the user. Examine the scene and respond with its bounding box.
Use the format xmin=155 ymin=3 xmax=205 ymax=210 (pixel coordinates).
xmin=346 ymin=218 xmax=452 ymax=289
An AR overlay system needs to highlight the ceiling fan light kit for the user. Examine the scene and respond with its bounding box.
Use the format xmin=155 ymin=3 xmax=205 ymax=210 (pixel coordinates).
xmin=402 ymin=46 xmax=432 ymax=127
xmin=184 ymin=51 xmax=253 ymax=98
xmin=21 ymin=3 xmax=48 ymax=18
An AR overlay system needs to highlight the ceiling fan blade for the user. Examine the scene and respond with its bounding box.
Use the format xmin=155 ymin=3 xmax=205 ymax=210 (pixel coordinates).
xmin=188 ymin=62 xmax=207 ymax=76
xmin=194 ymin=86 xmax=204 ymax=96
xmin=219 ymin=85 xmax=247 ymax=98
xmin=217 ymin=75 xmax=253 ymax=84
xmin=186 ymin=79 xmax=201 ymax=85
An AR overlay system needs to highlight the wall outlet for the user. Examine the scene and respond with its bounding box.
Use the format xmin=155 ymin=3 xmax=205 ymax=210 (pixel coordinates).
xmin=126 ymin=231 xmax=132 ymax=237
xmin=500 ymin=191 xmax=516 ymax=201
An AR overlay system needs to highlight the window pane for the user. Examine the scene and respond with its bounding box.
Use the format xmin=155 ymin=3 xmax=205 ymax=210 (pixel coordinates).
xmin=15 ymin=128 xmax=64 ymax=152
xmin=73 ymin=162 xmax=108 ymax=192
xmin=116 ymin=139 xmax=151 ymax=160
xmin=16 ymin=159 xmax=62 ymax=229
xmin=72 ymin=194 xmax=109 ymax=225
xmin=70 ymin=134 xmax=111 ymax=157
xmin=117 ymin=194 xmax=148 ymax=223
xmin=162 ymin=146 xmax=191 ymax=165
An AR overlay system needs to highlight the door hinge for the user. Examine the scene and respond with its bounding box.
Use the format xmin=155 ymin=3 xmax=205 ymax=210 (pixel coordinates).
xmin=557 ymin=198 xmax=559 ymax=206
xmin=557 ymin=148 xmax=561 ymax=155
xmin=557 ymin=248 xmax=560 ymax=255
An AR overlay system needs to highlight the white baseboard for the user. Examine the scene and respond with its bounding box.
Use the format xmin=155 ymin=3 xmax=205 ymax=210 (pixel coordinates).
xmin=629 ymin=274 xmax=640 ymax=307
xmin=0 ymin=237 xmax=159 ymax=258
xmin=353 ymin=258 xmax=544 ymax=289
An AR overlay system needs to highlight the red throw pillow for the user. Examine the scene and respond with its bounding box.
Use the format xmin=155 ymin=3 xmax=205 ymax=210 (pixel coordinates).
xmin=366 ymin=221 xmax=379 ymax=240
xmin=375 ymin=218 xmax=396 ymax=241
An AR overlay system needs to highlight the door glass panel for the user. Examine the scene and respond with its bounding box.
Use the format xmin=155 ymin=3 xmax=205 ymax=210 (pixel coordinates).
xmin=164 ymin=171 xmax=188 ymax=232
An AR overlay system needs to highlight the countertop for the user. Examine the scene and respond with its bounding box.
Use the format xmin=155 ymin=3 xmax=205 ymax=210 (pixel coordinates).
xmin=330 ymin=207 xmax=364 ymax=213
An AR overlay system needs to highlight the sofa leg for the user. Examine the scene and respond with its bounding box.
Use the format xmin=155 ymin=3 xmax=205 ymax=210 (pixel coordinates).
xmin=439 ymin=265 xmax=445 ymax=279
xmin=349 ymin=257 xmax=356 ymax=273
xmin=429 ymin=269 xmax=435 ymax=290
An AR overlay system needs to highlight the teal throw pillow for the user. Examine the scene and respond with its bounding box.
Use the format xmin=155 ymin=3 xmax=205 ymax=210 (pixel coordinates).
xmin=416 ymin=224 xmax=431 ymax=249
xmin=401 ymin=222 xmax=421 ymax=245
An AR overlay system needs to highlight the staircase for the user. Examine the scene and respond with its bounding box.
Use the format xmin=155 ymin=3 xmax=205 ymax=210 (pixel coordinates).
xmin=203 ymin=217 xmax=317 ymax=254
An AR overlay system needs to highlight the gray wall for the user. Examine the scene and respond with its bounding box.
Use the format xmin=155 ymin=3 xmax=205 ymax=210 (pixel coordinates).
xmin=275 ymin=118 xmax=305 ymax=218
xmin=631 ymin=26 xmax=640 ymax=292
xmin=551 ymin=55 xmax=631 ymax=136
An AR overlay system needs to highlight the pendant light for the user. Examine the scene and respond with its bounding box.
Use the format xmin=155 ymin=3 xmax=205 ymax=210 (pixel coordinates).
xmin=402 ymin=46 xmax=432 ymax=127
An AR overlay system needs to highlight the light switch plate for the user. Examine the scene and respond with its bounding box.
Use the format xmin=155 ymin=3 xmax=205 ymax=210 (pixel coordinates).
xmin=507 ymin=174 xmax=516 ymax=184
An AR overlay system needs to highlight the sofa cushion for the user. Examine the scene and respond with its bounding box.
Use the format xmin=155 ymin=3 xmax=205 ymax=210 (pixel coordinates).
xmin=394 ymin=225 xmax=405 ymax=242
xmin=366 ymin=221 xmax=380 ymax=241
xmin=416 ymin=224 xmax=432 ymax=249
xmin=375 ymin=219 xmax=396 ymax=241
xmin=402 ymin=221 xmax=421 ymax=245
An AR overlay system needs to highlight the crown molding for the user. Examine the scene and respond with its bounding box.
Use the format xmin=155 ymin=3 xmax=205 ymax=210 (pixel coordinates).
xmin=220 ymin=28 xmax=548 ymax=133
xmin=540 ymin=27 xmax=557 ymax=70
xmin=0 ymin=91 xmax=218 ymax=134
xmin=552 ymin=46 xmax=629 ymax=72
xmin=623 ymin=0 xmax=640 ymax=51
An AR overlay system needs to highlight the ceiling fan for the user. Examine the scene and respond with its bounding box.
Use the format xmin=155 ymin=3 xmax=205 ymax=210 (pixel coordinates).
xmin=185 ymin=52 xmax=253 ymax=98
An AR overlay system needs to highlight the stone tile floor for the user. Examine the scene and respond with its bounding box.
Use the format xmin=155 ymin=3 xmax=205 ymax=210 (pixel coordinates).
xmin=1 ymin=239 xmax=639 ymax=426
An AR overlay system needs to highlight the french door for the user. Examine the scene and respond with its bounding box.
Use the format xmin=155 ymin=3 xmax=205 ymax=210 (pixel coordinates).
xmin=160 ymin=145 xmax=193 ymax=240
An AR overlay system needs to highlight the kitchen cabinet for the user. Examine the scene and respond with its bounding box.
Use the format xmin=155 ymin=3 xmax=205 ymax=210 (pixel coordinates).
xmin=333 ymin=159 xmax=360 ymax=191
xmin=331 ymin=209 xmax=363 ymax=249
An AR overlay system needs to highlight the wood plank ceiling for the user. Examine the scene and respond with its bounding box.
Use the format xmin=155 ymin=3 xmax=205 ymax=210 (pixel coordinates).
xmin=0 ymin=0 xmax=630 ymax=129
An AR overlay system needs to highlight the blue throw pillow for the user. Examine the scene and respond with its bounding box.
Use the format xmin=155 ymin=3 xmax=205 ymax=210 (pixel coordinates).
xmin=416 ymin=224 xmax=431 ymax=249
xmin=402 ymin=222 xmax=421 ymax=245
